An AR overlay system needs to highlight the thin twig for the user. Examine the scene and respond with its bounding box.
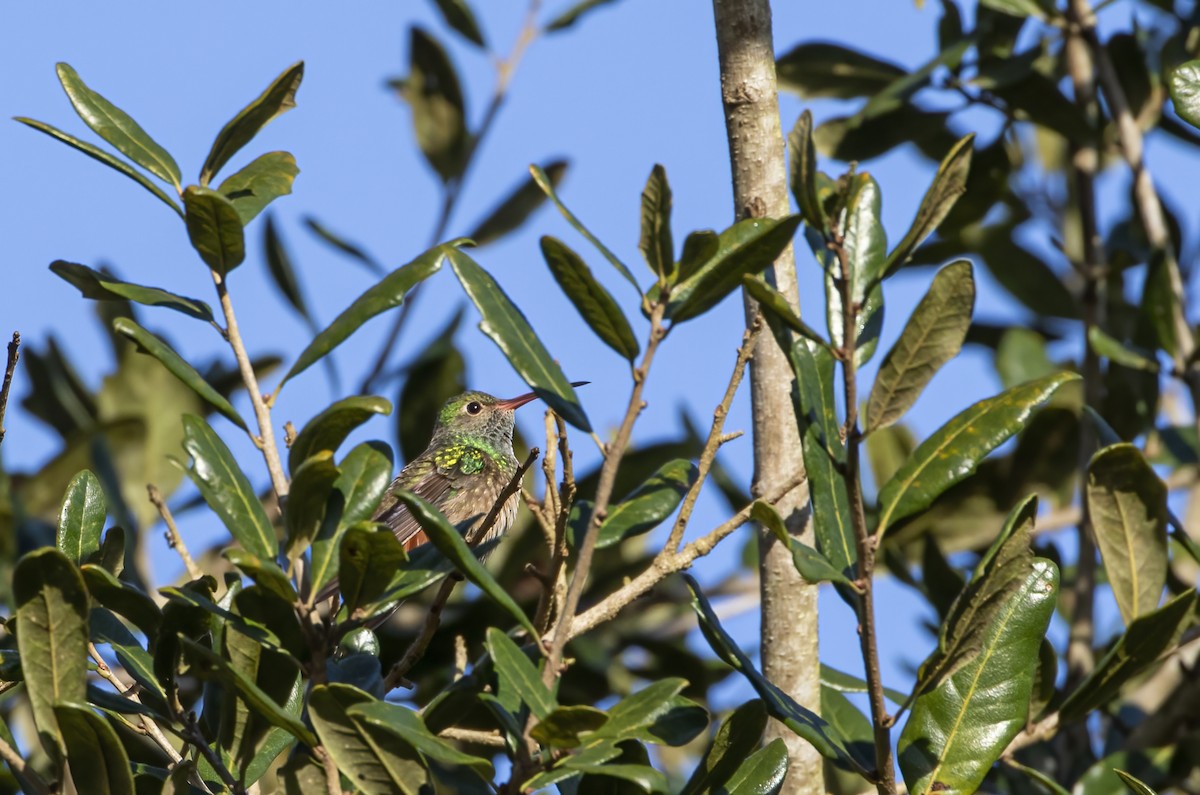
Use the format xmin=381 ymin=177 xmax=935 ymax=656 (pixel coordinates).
xmin=317 ymin=746 xmax=344 ymax=795
xmin=182 ymin=712 xmax=243 ymax=794
xmin=438 ymin=727 xmax=509 ymax=747
xmin=0 ymin=332 xmax=19 ymax=450
xmin=666 ymin=322 xmax=759 ymax=553
xmin=542 ymin=303 xmax=667 ymax=687
xmin=212 ymin=272 xmax=289 ymax=500
xmin=0 ymin=732 xmax=51 ymax=795
xmin=148 ymin=484 xmax=203 ymax=581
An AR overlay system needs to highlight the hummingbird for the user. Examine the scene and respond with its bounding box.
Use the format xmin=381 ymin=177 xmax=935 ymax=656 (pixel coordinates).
xmin=316 ymin=384 xmax=585 ymax=605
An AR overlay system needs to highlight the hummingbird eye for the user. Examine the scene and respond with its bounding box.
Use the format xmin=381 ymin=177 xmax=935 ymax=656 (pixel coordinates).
xmin=466 ymin=401 xmax=483 ymax=415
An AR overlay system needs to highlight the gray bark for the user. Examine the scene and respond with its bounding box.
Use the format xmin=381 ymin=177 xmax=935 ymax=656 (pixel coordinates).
xmin=711 ymin=1 xmax=822 ymax=792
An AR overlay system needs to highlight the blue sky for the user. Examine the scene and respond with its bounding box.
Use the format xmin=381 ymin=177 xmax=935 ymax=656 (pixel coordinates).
xmin=2 ymin=0 xmax=1181 ymax=731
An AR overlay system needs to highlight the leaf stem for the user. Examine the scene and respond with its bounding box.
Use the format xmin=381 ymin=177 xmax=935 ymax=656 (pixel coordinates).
xmin=212 ymin=271 xmax=289 ymax=500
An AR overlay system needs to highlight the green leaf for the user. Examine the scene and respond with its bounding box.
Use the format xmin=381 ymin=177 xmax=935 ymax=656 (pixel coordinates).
xmin=55 ymin=62 xmax=180 ymax=190
xmin=639 ymin=164 xmax=674 ymax=283
xmin=995 ymin=328 xmax=1055 ymax=388
xmin=50 ymin=260 xmax=215 ymax=323
xmin=545 ymin=0 xmax=621 ymax=31
xmin=14 ymin=548 xmax=89 ymax=766
xmin=181 ymin=637 xmax=317 ymax=746
xmin=593 ymin=679 xmax=704 ymax=746
xmin=842 ymin=174 xmax=886 ymax=308
xmin=309 ymin=684 xmax=426 ymax=795
xmin=90 ymin=609 xmax=168 ymax=713
xmin=680 ymin=700 xmax=768 ymax=795
xmin=485 ymin=627 xmax=556 ymax=720
xmin=217 ymin=151 xmax=299 ymax=224
xmin=183 ymin=186 xmax=245 ymax=276
xmin=338 ymin=526 xmax=408 ymax=616
xmin=16 ymin=117 xmax=183 ymax=216
xmin=1115 ymin=770 xmax=1161 ymax=795
xmin=201 ymin=61 xmax=304 ymax=185
xmin=112 ymin=318 xmax=248 ymax=431
xmin=977 ymin=234 xmax=1077 ymax=320
xmin=448 ymin=248 xmax=591 ymax=431
xmin=398 ymin=490 xmax=540 ymax=638
xmin=684 ymin=575 xmax=872 ymax=776
xmin=224 ymin=549 xmax=298 ymax=604
xmin=876 ymin=372 xmax=1078 ymax=532
xmin=541 ymin=236 xmax=640 ymax=361
xmin=280 ymin=244 xmax=446 ymax=388
xmin=80 ymin=564 xmax=162 ymax=642
xmin=530 ymin=706 xmax=609 ymax=749
xmin=865 ymin=260 xmax=974 ymax=432
xmin=787 ymin=110 xmax=825 ymax=232
xmin=820 ymin=688 xmax=874 ymax=780
xmin=285 ymin=451 xmax=341 ymax=558
xmin=56 ymin=469 xmax=106 ymax=565
xmin=777 ymin=43 xmax=906 ymax=99
xmin=289 ymin=396 xmax=393 ymax=474
xmin=54 ymin=702 xmax=136 ymax=795
xmin=592 ymin=459 xmax=696 ymax=549
xmin=531 ymin=163 xmax=640 ymax=292
xmin=667 ymin=215 xmax=803 ymax=323
xmin=754 ymin=501 xmax=856 ymax=589
xmin=980 ymin=0 xmax=1053 ymax=19
xmin=826 ymin=270 xmax=884 ymax=367
xmin=719 ymin=738 xmax=788 ymax=795
xmin=431 ymin=0 xmax=486 ymax=47
xmin=1169 ymin=60 xmax=1200 ymax=129
xmin=742 ymin=276 xmax=829 ymax=348
xmin=677 ymin=230 xmax=719 ymax=283
xmin=181 ymin=414 xmax=277 ymax=558
xmin=468 ymin=160 xmax=567 ymax=246
xmin=898 ymin=559 xmax=1059 ymax=795
xmin=1059 ymin=589 xmax=1197 ymax=721
xmin=884 ymin=135 xmax=974 ymax=274
xmin=1087 ymin=444 xmax=1168 ymax=625
xmin=303 ymin=215 xmax=387 ymax=276
xmin=1088 ymin=327 xmax=1159 ymax=373
xmin=820 ymin=664 xmax=907 ymax=705
xmin=262 ymin=213 xmax=317 ymax=325
xmin=349 ymin=701 xmax=493 ymax=777
xmin=400 ymin=28 xmax=468 ymax=182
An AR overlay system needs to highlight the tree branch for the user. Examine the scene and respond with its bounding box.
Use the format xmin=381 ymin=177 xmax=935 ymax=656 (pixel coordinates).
xmin=0 ymin=332 xmax=19 ymax=451
xmin=148 ymin=484 xmax=203 ymax=581
xmin=0 ymin=732 xmax=50 ymax=795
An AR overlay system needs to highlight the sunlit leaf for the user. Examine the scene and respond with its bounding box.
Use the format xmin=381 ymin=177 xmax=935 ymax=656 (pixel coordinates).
xmin=639 ymin=164 xmax=674 ymax=283
xmin=542 ymin=236 xmax=640 ymax=361
xmin=338 ymin=526 xmax=408 ymax=616
xmin=81 ymin=564 xmax=161 ymax=642
xmin=350 ymin=701 xmax=493 ymax=777
xmin=742 ymin=276 xmax=828 ymax=348
xmin=680 ymin=700 xmax=768 ymax=795
xmin=50 ymin=260 xmax=215 ymax=323
xmin=486 ymin=627 xmax=556 ymax=720
xmin=218 ymin=151 xmax=298 ymax=224
xmin=884 ymin=135 xmax=973 ymax=274
xmin=1168 ymin=60 xmax=1200 ymax=129
xmin=303 ymin=216 xmax=386 ymax=276
xmin=289 ymin=395 xmax=393 ymax=474
xmin=787 ymin=110 xmax=825 ymax=231
xmin=310 ymin=441 xmax=393 ymax=598
xmin=285 ymin=451 xmax=340 ymax=558
xmin=183 ymin=186 xmax=246 ymax=276
xmin=55 ymin=469 xmax=105 ymax=565
xmin=201 ymin=61 xmax=304 ymax=185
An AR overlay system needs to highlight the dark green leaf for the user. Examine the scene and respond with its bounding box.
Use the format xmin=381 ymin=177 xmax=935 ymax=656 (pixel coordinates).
xmin=183 ymin=186 xmax=245 ymax=276
xmin=55 ymin=702 xmax=136 ymax=795
xmin=90 ymin=609 xmax=168 ymax=712
xmin=742 ymin=276 xmax=829 ymax=348
xmin=181 ymin=414 xmax=276 ymax=558
xmin=592 ymin=458 xmax=696 ymax=549
xmin=338 ymin=526 xmax=408 ymax=616
xmin=898 ymin=559 xmax=1058 ymax=795
xmin=542 ymin=236 xmax=640 ymax=361
xmin=113 ymin=318 xmax=248 ymax=431
xmin=400 ymin=28 xmax=467 ymax=182
xmin=719 ymin=738 xmax=788 ymax=795
xmin=639 ymin=164 xmax=674 ymax=283
xmin=310 ymin=684 xmax=427 ymax=795
xmin=468 ymin=160 xmax=567 ymax=246
xmin=787 ymin=110 xmax=824 ymax=231
xmin=530 ymin=706 xmax=609 ymax=748
xmin=217 ymin=151 xmax=298 ymax=224
xmin=814 ymin=105 xmax=959 ymax=164
xmin=14 ymin=548 xmax=89 ymax=766
xmin=16 ymin=117 xmax=183 ymax=216
xmin=1115 ymin=770 xmax=1161 ymax=795
xmin=843 ymin=173 xmax=886 ymax=307
xmin=980 ymin=0 xmax=1052 ymax=18
xmin=1169 ymin=60 xmax=1200 ymax=129
xmin=303 ymin=216 xmax=386 ymax=276
xmin=1087 ymin=444 xmax=1168 ymax=625
xmin=820 ymin=688 xmax=874 ymax=781
xmin=820 ymin=664 xmax=907 ymax=705
xmin=545 ymin=0 xmax=621 ymax=31
xmin=285 ymin=451 xmax=341 ymax=558
xmin=81 ymin=564 xmax=161 ymax=642
xmin=884 ymin=135 xmax=974 ymax=274
xmin=876 ymin=372 xmax=1079 ymax=532
xmin=978 ymin=234 xmax=1077 ymax=320
xmin=684 ymin=575 xmax=872 ymax=776
xmin=350 ymin=701 xmax=493 ymax=777
xmin=593 ymin=680 xmax=704 ymax=747
xmin=262 ymin=214 xmax=321 ymax=341
xmin=754 ymin=501 xmax=856 ymax=589
xmin=668 ymin=216 xmax=803 ymax=323
xmin=280 ymin=244 xmax=446 ymax=388
xmin=680 ymin=700 xmax=768 ymax=795
xmin=201 ymin=61 xmax=303 ymax=185
xmin=1059 ymin=589 xmax=1197 ymax=720
xmin=485 ymin=627 xmax=556 ymax=720
xmin=289 ymin=396 xmax=392 ymax=474
xmin=865 ymin=260 xmax=974 ymax=432
xmin=677 ymin=230 xmax=719 ymax=283
xmin=224 ymin=549 xmax=298 ymax=603
xmin=1088 ymin=327 xmax=1159 ymax=373
xmin=50 ymin=261 xmax=214 ymax=323
xmin=398 ymin=490 xmax=539 ymax=637
xmin=531 ymin=164 xmax=640 ymax=291
xmin=56 ymin=62 xmax=181 ymax=189
xmin=777 ymin=43 xmax=906 ymax=99
xmin=448 ymin=248 xmax=591 ymax=431
xmin=431 ymin=0 xmax=486 ymax=47
xmin=56 ymin=469 xmax=105 ymax=564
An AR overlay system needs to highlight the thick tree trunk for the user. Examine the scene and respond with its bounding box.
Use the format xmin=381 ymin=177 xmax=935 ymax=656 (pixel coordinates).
xmin=711 ymin=2 xmax=822 ymax=792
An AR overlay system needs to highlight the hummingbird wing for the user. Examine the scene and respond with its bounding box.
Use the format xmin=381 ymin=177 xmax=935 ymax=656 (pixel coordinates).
xmin=372 ymin=466 xmax=456 ymax=552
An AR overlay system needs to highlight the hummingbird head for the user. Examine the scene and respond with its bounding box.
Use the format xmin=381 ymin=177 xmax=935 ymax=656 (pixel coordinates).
xmin=431 ymin=389 xmax=537 ymax=451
